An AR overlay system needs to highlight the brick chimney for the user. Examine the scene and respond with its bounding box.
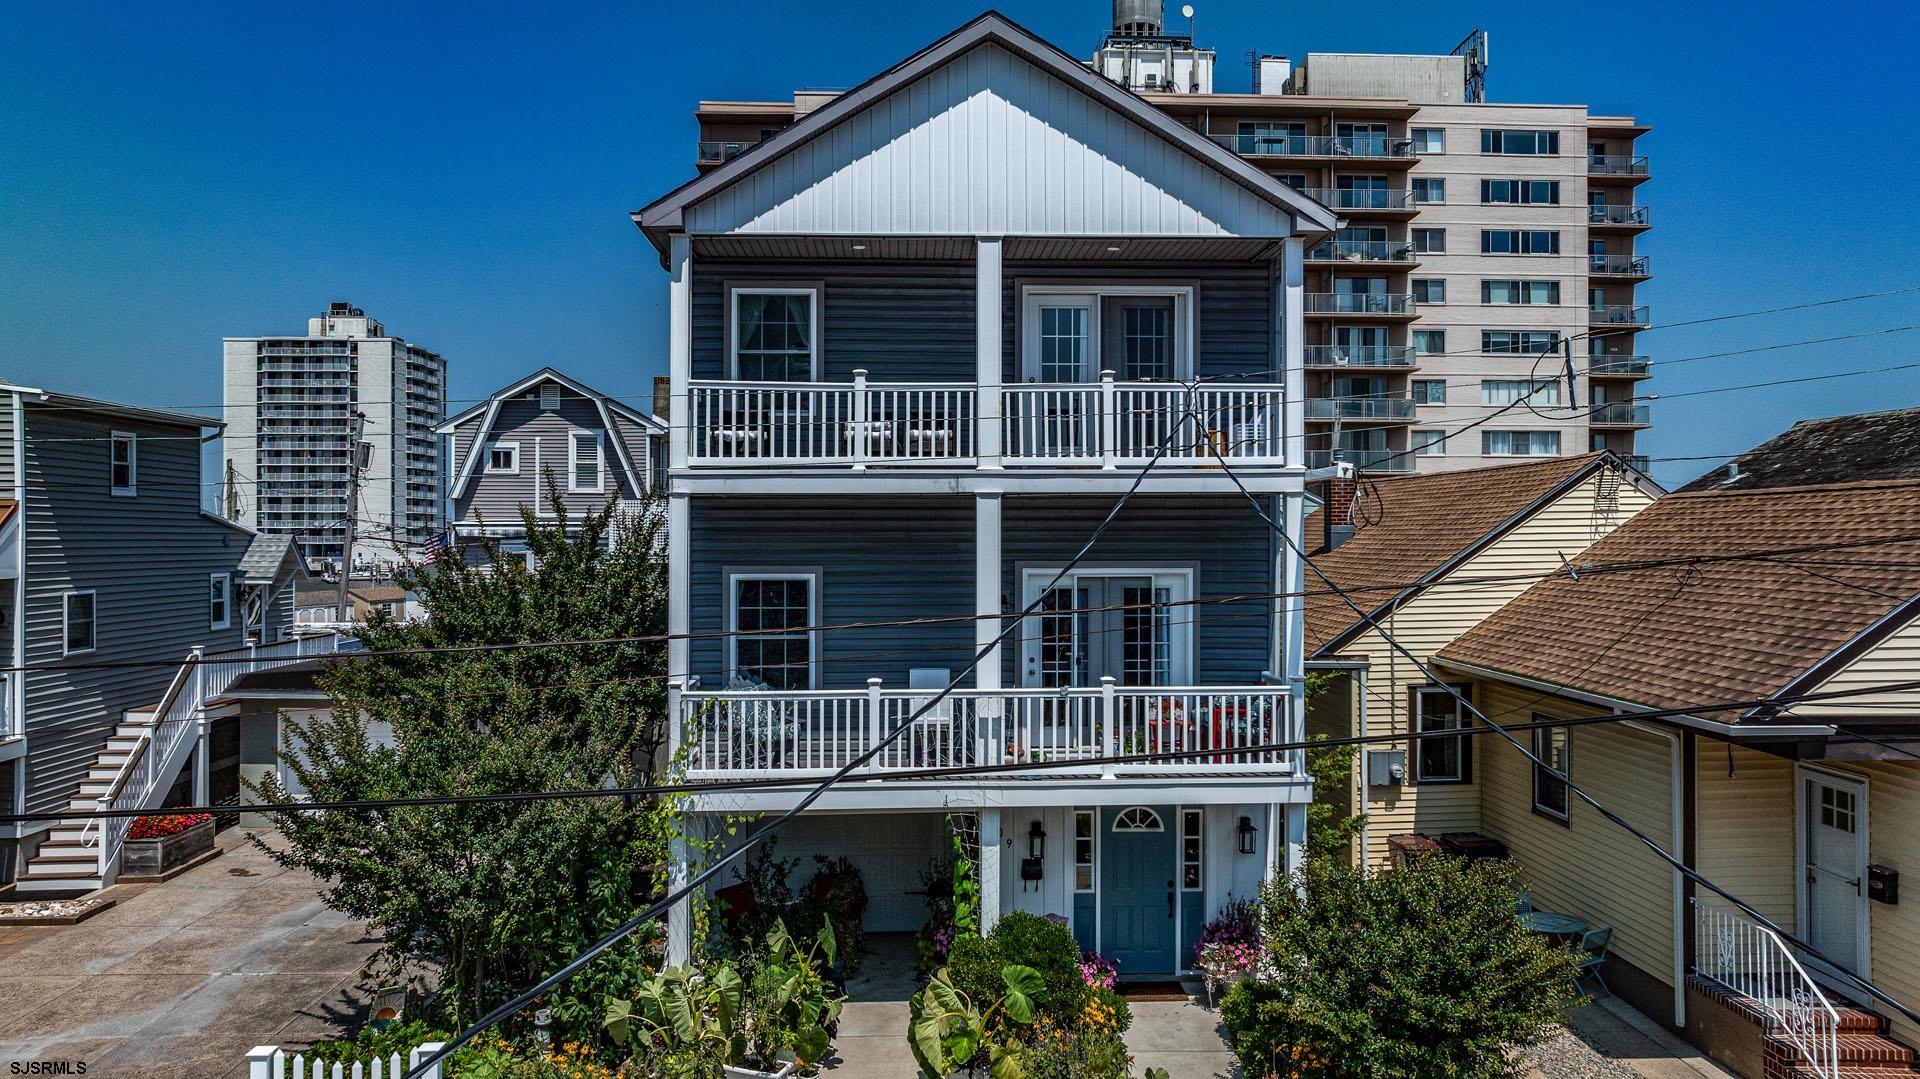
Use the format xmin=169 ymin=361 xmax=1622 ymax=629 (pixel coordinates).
xmin=1320 ymin=474 xmax=1358 ymax=552
xmin=652 ymin=374 xmax=672 ymax=422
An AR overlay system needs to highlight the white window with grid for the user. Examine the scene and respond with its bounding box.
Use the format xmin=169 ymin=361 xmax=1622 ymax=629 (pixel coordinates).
xmin=726 ymin=571 xmax=818 ymax=690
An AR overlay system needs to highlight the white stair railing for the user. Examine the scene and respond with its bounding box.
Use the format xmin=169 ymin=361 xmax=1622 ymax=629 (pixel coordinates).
xmin=247 ymin=1040 xmax=446 ymax=1079
xmin=1692 ymin=897 xmax=1840 ymax=1079
xmin=87 ymin=633 xmax=359 ymax=878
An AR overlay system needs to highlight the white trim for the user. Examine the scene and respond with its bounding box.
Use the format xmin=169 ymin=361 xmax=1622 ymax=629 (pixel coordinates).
xmin=484 ymin=441 xmax=521 ymax=475
xmin=568 ymin=430 xmax=605 ymax=494
xmin=1530 ymin=720 xmax=1571 ymax=822
xmin=109 ymin=430 xmax=137 ymax=497
xmin=724 ymin=567 xmax=822 ymax=690
xmin=728 ymin=286 xmax=821 ymax=382
xmin=1018 ymin=285 xmax=1195 ymax=383
xmin=1795 ymin=764 xmax=1872 ymax=986
xmin=1073 ymin=807 xmax=1097 ymax=894
xmin=1018 ymin=566 xmax=1196 ymax=687
xmin=62 ymin=589 xmax=97 ymax=656
xmin=1113 ymin=805 xmax=1165 ymax=832
xmin=1429 ymin=657 xmax=1839 ymax=739
xmin=1180 ymin=806 xmax=1203 ymax=892
xmin=209 ymin=572 xmax=231 ymax=631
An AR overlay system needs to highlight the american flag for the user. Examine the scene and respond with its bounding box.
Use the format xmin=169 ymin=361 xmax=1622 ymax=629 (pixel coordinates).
xmin=422 ymin=528 xmax=451 ymax=560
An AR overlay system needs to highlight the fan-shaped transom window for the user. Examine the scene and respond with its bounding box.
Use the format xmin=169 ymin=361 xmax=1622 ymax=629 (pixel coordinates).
xmin=1113 ymin=807 xmax=1164 ymax=832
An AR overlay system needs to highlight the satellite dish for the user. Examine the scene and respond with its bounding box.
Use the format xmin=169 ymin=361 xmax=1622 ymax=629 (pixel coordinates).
xmin=1181 ymin=4 xmax=1194 ymax=16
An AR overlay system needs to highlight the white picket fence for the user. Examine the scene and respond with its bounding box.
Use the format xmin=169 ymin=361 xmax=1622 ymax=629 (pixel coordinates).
xmin=247 ymin=1041 xmax=445 ymax=1079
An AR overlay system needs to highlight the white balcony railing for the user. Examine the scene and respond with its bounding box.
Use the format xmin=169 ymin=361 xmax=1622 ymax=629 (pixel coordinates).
xmin=1693 ymin=898 xmax=1840 ymax=1079
xmin=674 ymin=680 xmax=1297 ymax=780
xmin=685 ymin=374 xmax=1285 ymax=469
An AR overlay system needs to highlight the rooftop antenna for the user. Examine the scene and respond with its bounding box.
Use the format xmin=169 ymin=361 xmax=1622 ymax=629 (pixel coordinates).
xmin=1449 ymin=28 xmax=1489 ymax=103
xmin=1182 ymin=4 xmax=1195 ymax=43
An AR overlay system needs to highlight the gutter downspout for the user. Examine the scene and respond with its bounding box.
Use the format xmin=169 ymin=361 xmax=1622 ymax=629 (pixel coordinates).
xmin=9 ymin=391 xmax=26 ymax=832
xmin=1625 ymin=717 xmax=1686 ymax=1028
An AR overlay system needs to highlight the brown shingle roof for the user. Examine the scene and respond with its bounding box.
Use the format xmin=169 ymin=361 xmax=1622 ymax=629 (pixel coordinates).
xmin=1677 ymin=407 xmax=1920 ymax=492
xmin=1305 ymin=453 xmax=1615 ymax=654
xmin=1435 ymin=478 xmax=1920 ymax=716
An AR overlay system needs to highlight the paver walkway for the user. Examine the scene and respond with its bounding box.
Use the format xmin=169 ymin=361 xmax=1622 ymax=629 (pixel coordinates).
xmin=0 ymin=829 xmax=380 ymax=1079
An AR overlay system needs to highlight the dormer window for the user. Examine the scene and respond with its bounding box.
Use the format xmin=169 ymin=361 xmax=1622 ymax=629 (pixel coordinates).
xmin=485 ymin=442 xmax=520 ymax=474
xmin=539 ymin=385 xmax=561 ymax=410
xmin=730 ymin=287 xmax=819 ymax=381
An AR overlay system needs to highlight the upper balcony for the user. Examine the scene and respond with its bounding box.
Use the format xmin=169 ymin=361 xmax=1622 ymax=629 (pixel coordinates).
xmin=674 ymin=681 xmax=1299 ymax=783
xmin=685 ymin=373 xmax=1286 ymax=471
xmin=1206 ymin=133 xmax=1418 ymax=167
xmin=1589 ymin=402 xmax=1652 ymax=428
xmin=697 ymin=140 xmax=760 ymax=167
xmin=1304 ymin=394 xmax=1416 ymax=423
xmin=1590 ymin=304 xmax=1651 ymax=328
xmin=1588 ymin=154 xmax=1650 ymax=182
xmin=1303 ymin=344 xmax=1417 ymax=369
xmin=1588 ymin=204 xmax=1652 ymax=230
xmin=1588 ymin=355 xmax=1652 ymax=378
xmin=1302 ymin=187 xmax=1417 ymax=218
xmin=1589 ymin=253 xmax=1651 ymax=279
xmin=1306 ymin=240 xmax=1417 ymax=267
xmin=1305 ymin=448 xmax=1412 ymax=473
xmin=1304 ymin=292 xmax=1417 ymax=320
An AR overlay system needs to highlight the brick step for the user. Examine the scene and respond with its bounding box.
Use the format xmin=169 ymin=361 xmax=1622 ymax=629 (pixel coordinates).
xmin=1837 ymin=1008 xmax=1891 ymax=1033
xmin=1782 ymin=1069 xmax=1917 ymax=1079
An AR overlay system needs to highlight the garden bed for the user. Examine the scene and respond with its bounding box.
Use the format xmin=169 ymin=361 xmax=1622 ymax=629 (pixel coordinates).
xmin=0 ymin=895 xmax=115 ymax=925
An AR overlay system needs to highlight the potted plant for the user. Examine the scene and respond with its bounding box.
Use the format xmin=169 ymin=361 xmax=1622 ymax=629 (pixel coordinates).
xmin=1196 ymin=939 xmax=1261 ymax=1006
xmin=120 ymin=810 xmax=214 ymax=876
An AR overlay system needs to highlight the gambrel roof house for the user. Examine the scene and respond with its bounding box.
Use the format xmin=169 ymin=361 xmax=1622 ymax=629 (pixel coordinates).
xmin=1431 ymin=425 xmax=1920 ymax=1073
xmin=436 ymin=368 xmax=665 ymax=558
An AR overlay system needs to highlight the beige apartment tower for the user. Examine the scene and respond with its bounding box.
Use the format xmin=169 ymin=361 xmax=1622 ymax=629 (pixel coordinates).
xmin=689 ymin=14 xmax=1650 ymax=474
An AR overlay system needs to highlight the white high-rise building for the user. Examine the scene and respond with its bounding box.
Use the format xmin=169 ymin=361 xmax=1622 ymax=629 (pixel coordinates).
xmin=223 ymin=302 xmax=447 ymax=570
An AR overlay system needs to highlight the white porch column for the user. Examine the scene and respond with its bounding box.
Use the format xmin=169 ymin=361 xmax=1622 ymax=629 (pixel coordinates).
xmin=1283 ymin=803 xmax=1306 ymax=878
xmin=192 ymin=717 xmax=211 ymax=803
xmin=666 ymin=816 xmax=694 ymax=966
xmin=667 ymin=492 xmax=690 ymax=689
xmin=1276 ymin=238 xmax=1310 ymax=759
xmin=667 ymin=232 xmax=693 ymax=471
xmin=978 ymin=807 xmax=1003 ymax=933
xmin=975 ymin=493 xmax=1002 ymax=690
xmin=1279 ymin=236 xmax=1306 ymax=471
xmin=976 ymin=237 xmax=1004 ymax=468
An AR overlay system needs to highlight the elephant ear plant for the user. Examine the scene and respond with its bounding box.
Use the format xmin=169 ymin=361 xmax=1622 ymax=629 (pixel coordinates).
xmin=607 ymin=919 xmax=844 ymax=1078
xmin=907 ymin=964 xmax=1042 ymax=1078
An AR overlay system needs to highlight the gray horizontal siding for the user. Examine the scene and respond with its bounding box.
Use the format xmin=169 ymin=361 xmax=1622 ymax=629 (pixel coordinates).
xmin=452 ymin=390 xmax=656 ymax=530
xmin=20 ymin=409 xmax=260 ymax=817
xmin=686 ymin=494 xmax=1274 ymax=692
xmin=688 ymin=259 xmax=1275 ymax=384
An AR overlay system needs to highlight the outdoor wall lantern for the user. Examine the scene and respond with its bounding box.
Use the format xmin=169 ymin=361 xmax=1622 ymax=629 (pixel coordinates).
xmin=1028 ymin=819 xmax=1046 ymax=859
xmin=1020 ymin=820 xmax=1047 ymax=890
xmin=1237 ymin=815 xmax=1258 ymax=855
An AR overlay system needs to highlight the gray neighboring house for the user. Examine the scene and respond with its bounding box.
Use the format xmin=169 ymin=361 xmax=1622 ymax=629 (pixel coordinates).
xmin=436 ymin=368 xmax=665 ymax=563
xmin=0 ymin=382 xmax=308 ymax=891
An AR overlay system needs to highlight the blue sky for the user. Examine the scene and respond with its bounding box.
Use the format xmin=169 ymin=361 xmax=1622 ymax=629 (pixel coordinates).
xmin=1 ymin=1 xmax=1915 ymax=489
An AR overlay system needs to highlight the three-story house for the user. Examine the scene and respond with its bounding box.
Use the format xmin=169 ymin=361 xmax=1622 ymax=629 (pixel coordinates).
xmin=635 ymin=13 xmax=1335 ymax=976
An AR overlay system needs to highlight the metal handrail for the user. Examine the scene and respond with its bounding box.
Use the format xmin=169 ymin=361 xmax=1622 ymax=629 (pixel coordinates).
xmin=1693 ymin=898 xmax=1840 ymax=1078
xmin=1307 ymin=240 xmax=1416 ymax=263
xmin=1303 ymin=187 xmax=1413 ymax=211
xmin=1590 ymin=305 xmax=1651 ymax=325
xmin=1589 ymin=205 xmax=1652 ymax=226
xmin=1303 ymin=292 xmax=1415 ymax=315
xmin=1588 ymin=154 xmax=1649 ymax=175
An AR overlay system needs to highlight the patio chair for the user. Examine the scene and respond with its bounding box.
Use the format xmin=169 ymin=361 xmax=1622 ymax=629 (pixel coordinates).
xmin=1573 ymin=927 xmax=1612 ymax=997
xmin=1513 ymin=890 xmax=1533 ymax=915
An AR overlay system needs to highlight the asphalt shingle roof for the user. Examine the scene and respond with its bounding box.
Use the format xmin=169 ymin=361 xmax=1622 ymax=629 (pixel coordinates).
xmin=1304 ymin=453 xmax=1610 ymax=654
xmin=1436 ymin=478 xmax=1920 ymax=715
xmin=1678 ymin=407 xmax=1920 ymax=492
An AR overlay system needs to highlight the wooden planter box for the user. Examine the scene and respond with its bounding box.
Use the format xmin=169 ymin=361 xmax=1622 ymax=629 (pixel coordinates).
xmin=121 ymin=819 xmax=214 ymax=877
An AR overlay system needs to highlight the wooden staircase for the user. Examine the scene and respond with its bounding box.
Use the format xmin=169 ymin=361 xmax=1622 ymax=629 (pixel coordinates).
xmin=14 ymin=706 xmax=164 ymax=892
xmin=1769 ymin=1006 xmax=1920 ymax=1078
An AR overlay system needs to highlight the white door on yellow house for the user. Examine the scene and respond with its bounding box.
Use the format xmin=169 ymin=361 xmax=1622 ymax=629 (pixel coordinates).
xmin=1801 ymin=768 xmax=1869 ymax=978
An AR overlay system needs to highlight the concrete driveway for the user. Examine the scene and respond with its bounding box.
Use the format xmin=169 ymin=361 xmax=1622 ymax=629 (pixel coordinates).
xmin=0 ymin=830 xmax=380 ymax=1079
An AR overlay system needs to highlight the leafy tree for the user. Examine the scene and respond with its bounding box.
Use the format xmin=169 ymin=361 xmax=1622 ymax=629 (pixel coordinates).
xmin=1221 ymin=858 xmax=1580 ymax=1078
xmin=251 ymin=485 xmax=671 ymax=1036
xmin=1302 ymin=672 xmax=1366 ymax=864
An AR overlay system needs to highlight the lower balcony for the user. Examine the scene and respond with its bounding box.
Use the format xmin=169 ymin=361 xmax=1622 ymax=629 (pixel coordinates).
xmin=1590 ymin=402 xmax=1652 ymax=428
xmin=1588 ymin=355 xmax=1652 ymax=378
xmin=686 ymin=377 xmax=1286 ymax=468
xmin=1305 ymin=395 xmax=1416 ymax=422
xmin=1303 ymin=344 xmax=1417 ymax=369
xmin=1590 ymin=304 xmax=1651 ymax=327
xmin=674 ymin=683 xmax=1298 ymax=781
xmin=1304 ymin=293 xmax=1417 ymax=319
xmin=1305 ymin=448 xmax=1413 ymax=473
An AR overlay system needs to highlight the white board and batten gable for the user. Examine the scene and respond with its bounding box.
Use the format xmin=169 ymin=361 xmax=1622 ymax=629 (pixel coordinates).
xmin=637 ymin=14 xmax=1336 ymax=249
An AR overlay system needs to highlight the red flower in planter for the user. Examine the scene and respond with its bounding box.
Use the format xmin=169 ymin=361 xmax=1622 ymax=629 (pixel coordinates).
xmin=126 ymin=811 xmax=213 ymax=841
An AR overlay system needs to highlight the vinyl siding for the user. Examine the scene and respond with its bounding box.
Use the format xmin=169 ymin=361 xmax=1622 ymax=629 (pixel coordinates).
xmin=19 ymin=409 xmax=259 ymax=817
xmin=1694 ymin=744 xmax=1797 ymax=929
xmin=1478 ymin=681 xmax=1679 ymax=992
xmin=1791 ymin=614 xmax=1920 ymax=717
xmin=451 ymin=391 xmax=648 ymax=527
xmin=686 ymin=494 xmax=1275 ymax=691
xmin=1825 ymin=761 xmax=1920 ymax=1047
xmin=1339 ymin=470 xmax=1658 ymax=866
xmin=689 ymin=260 xmax=1277 ymax=384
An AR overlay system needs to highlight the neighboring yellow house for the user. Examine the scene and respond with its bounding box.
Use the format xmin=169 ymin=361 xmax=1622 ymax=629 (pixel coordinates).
xmin=1435 ymin=468 xmax=1920 ymax=1077
xmin=1303 ymin=451 xmax=1661 ymax=868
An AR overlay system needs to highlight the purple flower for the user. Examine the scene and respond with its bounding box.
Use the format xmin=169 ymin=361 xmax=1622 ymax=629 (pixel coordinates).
xmin=1078 ymin=952 xmax=1118 ymax=990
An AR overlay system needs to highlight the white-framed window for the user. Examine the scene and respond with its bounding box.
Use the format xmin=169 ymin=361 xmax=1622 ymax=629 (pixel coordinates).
xmin=209 ymin=573 xmax=231 ymax=631
xmin=1412 ymin=380 xmax=1446 ymax=405
xmin=726 ymin=570 xmax=819 ymax=690
xmin=109 ymin=432 xmax=137 ymax=496
xmin=1074 ymin=809 xmax=1096 ymax=892
xmin=1019 ymin=567 xmax=1195 ymax=687
xmin=1412 ymin=228 xmax=1446 ymax=254
xmin=1532 ymin=720 xmax=1570 ymax=821
xmin=1414 ymin=685 xmax=1471 ymax=782
xmin=1412 ymin=278 xmax=1446 ymax=305
xmin=1114 ymin=806 xmax=1164 ymax=832
xmin=1483 ymin=430 xmax=1562 ymax=456
xmin=1481 ymin=379 xmax=1562 ymax=406
xmin=1480 ymin=128 xmax=1560 ymax=155
xmin=568 ymin=431 xmax=603 ymax=493
xmin=1411 ymin=177 xmax=1446 ymax=204
xmin=485 ymin=442 xmax=520 ymax=475
xmin=1412 ymin=429 xmax=1446 ymax=456
xmin=1411 ymin=127 xmax=1446 ymax=154
xmin=730 ymin=287 xmax=820 ymax=381
xmin=1181 ymin=808 xmax=1203 ymax=890
xmin=63 ymin=590 xmax=96 ymax=655
xmin=539 ymin=384 xmax=562 ymax=410
xmin=1020 ymin=287 xmax=1193 ymax=383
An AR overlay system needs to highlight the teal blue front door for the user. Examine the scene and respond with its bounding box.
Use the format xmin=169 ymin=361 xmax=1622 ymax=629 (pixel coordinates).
xmin=1101 ymin=806 xmax=1176 ymax=975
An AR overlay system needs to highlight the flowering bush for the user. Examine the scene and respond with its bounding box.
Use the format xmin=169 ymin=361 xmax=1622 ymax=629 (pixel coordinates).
xmin=1077 ymin=952 xmax=1117 ymax=991
xmin=1195 ymin=894 xmax=1260 ymax=960
xmin=126 ymin=812 xmax=212 ymax=841
xmin=1196 ymin=940 xmax=1261 ymax=983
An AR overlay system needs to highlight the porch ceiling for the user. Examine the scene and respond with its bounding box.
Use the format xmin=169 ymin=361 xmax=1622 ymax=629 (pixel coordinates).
xmin=688 ymin=235 xmax=1286 ymax=262
xmin=686 ymin=775 xmax=1314 ymax=813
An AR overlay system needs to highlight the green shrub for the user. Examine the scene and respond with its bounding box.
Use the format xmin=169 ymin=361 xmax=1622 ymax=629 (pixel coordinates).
xmin=1222 ymin=858 xmax=1581 ymax=1078
xmin=943 ymin=933 xmax=1001 ymax=1016
xmin=986 ymin=912 xmax=1082 ymax=1014
xmin=305 ymin=1019 xmax=444 ymax=1066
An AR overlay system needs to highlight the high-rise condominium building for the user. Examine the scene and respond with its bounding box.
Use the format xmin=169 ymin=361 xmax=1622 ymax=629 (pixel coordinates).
xmin=223 ymin=303 xmax=447 ymax=569
xmin=691 ymin=6 xmax=1650 ymax=474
